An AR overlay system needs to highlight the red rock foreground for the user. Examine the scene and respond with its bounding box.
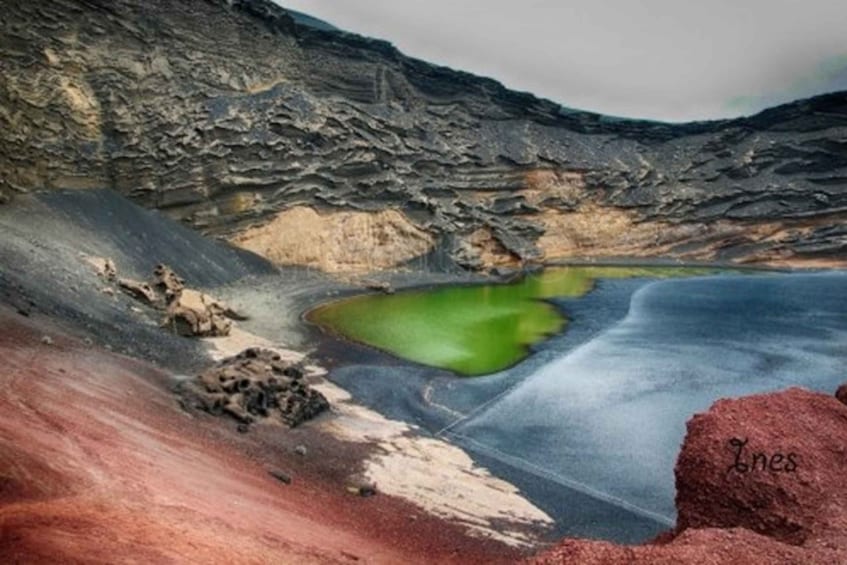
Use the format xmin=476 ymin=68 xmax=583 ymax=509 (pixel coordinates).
xmin=532 ymin=387 xmax=847 ymax=564
xmin=0 ymin=306 xmax=521 ymax=564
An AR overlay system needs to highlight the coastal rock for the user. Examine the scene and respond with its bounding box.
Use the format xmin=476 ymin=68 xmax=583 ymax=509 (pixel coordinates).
xmin=178 ymin=348 xmax=330 ymax=428
xmin=530 ymin=387 xmax=847 ymax=563
xmin=530 ymin=527 xmax=840 ymax=564
xmin=97 ymin=261 xmax=238 ymax=337
xmin=363 ymin=279 xmax=394 ymax=294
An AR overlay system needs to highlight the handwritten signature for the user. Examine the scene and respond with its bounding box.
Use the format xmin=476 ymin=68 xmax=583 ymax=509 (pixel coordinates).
xmin=726 ymin=437 xmax=799 ymax=474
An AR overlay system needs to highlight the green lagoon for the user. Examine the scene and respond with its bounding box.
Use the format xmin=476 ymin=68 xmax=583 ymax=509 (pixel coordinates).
xmin=308 ymin=266 xmax=715 ymax=376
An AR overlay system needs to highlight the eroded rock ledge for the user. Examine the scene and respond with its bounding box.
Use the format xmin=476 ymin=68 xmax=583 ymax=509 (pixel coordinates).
xmin=531 ymin=386 xmax=847 ymax=563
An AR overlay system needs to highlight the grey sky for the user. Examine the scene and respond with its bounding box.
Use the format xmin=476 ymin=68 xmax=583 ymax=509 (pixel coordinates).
xmin=276 ymin=0 xmax=847 ymax=122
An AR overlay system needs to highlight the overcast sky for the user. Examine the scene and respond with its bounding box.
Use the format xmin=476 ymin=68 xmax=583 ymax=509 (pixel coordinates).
xmin=275 ymin=0 xmax=847 ymax=122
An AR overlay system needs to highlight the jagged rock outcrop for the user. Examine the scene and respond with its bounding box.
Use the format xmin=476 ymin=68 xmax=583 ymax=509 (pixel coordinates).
xmin=530 ymin=386 xmax=847 ymax=563
xmin=2 ymin=0 xmax=846 ymax=270
xmin=164 ymin=288 xmax=233 ymax=337
xmin=117 ymin=277 xmax=159 ymax=306
xmin=177 ymin=347 xmax=330 ymax=429
xmin=94 ymin=260 xmax=238 ymax=337
xmin=153 ymin=263 xmax=185 ymax=298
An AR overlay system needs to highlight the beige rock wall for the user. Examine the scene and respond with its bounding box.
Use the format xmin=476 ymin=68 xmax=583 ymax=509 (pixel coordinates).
xmin=230 ymin=206 xmax=435 ymax=273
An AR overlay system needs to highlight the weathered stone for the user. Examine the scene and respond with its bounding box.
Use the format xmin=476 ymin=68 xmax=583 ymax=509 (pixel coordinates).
xmin=163 ymin=289 xmax=232 ymax=337
xmin=177 ymin=348 xmax=329 ymax=428
xmin=102 ymin=259 xmax=117 ymax=281
xmin=153 ymin=264 xmax=185 ymax=300
xmin=269 ymin=469 xmax=292 ymax=485
xmin=674 ymin=387 xmax=847 ymax=545
xmin=363 ymin=280 xmax=394 ymax=294
xmin=117 ymin=278 xmax=159 ymax=306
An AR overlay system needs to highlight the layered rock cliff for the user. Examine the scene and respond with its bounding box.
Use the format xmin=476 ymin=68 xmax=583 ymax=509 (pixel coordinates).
xmin=2 ymin=0 xmax=846 ymax=270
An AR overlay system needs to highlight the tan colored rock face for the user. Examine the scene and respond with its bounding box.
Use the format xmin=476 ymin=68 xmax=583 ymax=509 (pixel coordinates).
xmin=530 ymin=204 xmax=847 ymax=267
xmin=531 ymin=204 xmax=667 ymax=259
xmin=229 ymin=206 xmax=435 ymax=273
xmin=165 ymin=289 xmax=232 ymax=337
xmin=467 ymin=228 xmax=520 ymax=267
xmin=521 ymin=169 xmax=586 ymax=207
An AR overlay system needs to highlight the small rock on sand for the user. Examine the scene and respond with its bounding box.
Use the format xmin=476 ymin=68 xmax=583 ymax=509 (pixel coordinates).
xmin=268 ymin=469 xmax=292 ymax=485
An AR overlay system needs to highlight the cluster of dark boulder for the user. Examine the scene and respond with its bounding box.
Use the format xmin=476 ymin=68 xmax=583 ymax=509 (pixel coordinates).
xmin=178 ymin=348 xmax=330 ymax=431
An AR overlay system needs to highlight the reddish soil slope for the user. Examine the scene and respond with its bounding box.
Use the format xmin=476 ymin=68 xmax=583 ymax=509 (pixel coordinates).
xmin=0 ymin=306 xmax=521 ymax=564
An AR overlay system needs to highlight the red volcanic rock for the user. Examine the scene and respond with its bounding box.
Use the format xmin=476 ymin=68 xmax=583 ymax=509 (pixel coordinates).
xmin=530 ymin=387 xmax=847 ymax=564
xmin=836 ymin=382 xmax=847 ymax=406
xmin=531 ymin=527 xmax=840 ymax=564
xmin=675 ymin=387 xmax=847 ymax=545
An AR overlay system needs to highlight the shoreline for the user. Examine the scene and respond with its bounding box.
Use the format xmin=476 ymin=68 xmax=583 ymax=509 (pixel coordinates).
xmin=296 ymin=261 xmax=787 ymax=379
xmin=289 ymin=266 xmax=847 ymax=544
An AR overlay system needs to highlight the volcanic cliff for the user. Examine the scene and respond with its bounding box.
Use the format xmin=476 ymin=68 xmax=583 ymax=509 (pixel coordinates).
xmin=2 ymin=0 xmax=846 ymax=271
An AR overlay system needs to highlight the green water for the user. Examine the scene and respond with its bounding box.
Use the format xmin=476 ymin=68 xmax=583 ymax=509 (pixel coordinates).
xmin=308 ymin=266 xmax=715 ymax=376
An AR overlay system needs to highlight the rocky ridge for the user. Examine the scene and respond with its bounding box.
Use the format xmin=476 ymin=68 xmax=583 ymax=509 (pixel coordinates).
xmin=1 ymin=0 xmax=846 ymax=270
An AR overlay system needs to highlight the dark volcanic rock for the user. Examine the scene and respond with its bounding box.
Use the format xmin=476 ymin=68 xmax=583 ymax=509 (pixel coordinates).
xmin=2 ymin=0 xmax=846 ymax=267
xmin=178 ymin=348 xmax=330 ymax=429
